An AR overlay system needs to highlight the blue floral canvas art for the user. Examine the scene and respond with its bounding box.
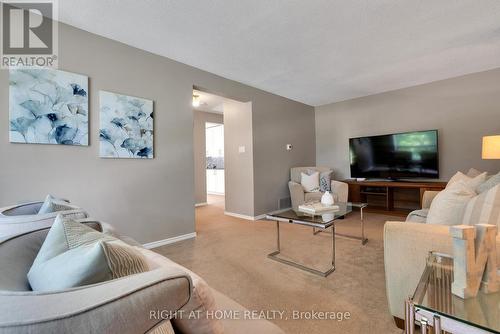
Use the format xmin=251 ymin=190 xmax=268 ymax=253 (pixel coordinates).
xmin=99 ymin=91 xmax=154 ymax=159
xmin=9 ymin=69 xmax=89 ymax=145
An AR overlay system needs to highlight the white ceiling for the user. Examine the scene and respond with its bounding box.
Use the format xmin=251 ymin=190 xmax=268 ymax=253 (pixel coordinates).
xmin=59 ymin=1 xmax=500 ymax=106
xmin=193 ymin=89 xmax=226 ymax=114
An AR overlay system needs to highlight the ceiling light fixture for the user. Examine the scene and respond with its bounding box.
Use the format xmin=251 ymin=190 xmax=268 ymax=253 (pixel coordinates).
xmin=192 ymin=95 xmax=200 ymax=107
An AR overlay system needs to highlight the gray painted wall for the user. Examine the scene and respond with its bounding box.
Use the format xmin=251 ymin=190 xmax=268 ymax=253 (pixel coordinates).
xmin=193 ymin=110 xmax=223 ymax=205
xmin=0 ymin=22 xmax=315 ymax=243
xmin=316 ymin=69 xmax=500 ymax=181
xmin=224 ymin=101 xmax=254 ymax=216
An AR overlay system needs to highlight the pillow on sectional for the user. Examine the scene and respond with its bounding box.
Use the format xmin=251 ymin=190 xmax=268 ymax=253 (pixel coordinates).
xmin=38 ymin=194 xmax=71 ymax=214
xmin=427 ymin=181 xmax=477 ymax=226
xmin=462 ymin=184 xmax=500 ymax=233
xmin=477 ymin=172 xmax=500 ymax=194
xmin=301 ymin=171 xmax=320 ymax=192
xmin=28 ymin=215 xmax=148 ymax=291
xmin=466 ymin=168 xmax=484 ymax=178
xmin=446 ymin=171 xmax=487 ymax=191
xmin=319 ymin=170 xmax=333 ymax=192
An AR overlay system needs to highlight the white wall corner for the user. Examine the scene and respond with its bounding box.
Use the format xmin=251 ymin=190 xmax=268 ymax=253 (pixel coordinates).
xmin=224 ymin=207 xmax=290 ymax=221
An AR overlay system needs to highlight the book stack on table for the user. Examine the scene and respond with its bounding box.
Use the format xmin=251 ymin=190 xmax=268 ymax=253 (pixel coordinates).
xmin=298 ymin=202 xmax=339 ymax=215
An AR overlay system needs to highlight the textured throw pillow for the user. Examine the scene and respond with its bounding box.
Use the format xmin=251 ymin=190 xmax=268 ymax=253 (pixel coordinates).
xmin=319 ymin=170 xmax=333 ymax=192
xmin=466 ymin=168 xmax=484 ymax=178
xmin=462 ymin=184 xmax=500 ymax=233
xmin=477 ymin=172 xmax=500 ymax=194
xmin=28 ymin=215 xmax=148 ymax=291
xmin=427 ymin=181 xmax=477 ymax=226
xmin=447 ymin=171 xmax=487 ymax=191
xmin=301 ymin=172 xmax=320 ymax=192
xmin=38 ymin=194 xmax=71 ymax=214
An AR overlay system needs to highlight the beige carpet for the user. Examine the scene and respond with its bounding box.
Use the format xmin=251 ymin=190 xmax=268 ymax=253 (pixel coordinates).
xmin=154 ymin=196 xmax=402 ymax=334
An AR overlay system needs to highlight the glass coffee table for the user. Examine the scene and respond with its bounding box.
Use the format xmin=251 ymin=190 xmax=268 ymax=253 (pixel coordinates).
xmin=265 ymin=202 xmax=368 ymax=277
xmin=406 ymin=252 xmax=500 ymax=334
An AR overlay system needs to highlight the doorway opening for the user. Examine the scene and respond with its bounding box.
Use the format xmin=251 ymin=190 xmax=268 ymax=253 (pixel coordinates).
xmin=205 ymin=122 xmax=224 ymax=206
xmin=193 ymin=87 xmax=254 ymax=217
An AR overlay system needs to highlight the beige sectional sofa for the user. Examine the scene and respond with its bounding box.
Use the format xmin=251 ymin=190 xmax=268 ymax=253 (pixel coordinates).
xmin=0 ymin=221 xmax=284 ymax=334
xmin=384 ymin=220 xmax=500 ymax=322
xmin=0 ymin=200 xmax=88 ymax=238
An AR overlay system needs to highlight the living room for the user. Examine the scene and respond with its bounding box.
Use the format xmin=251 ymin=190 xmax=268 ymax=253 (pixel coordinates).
xmin=1 ymin=1 xmax=500 ymax=334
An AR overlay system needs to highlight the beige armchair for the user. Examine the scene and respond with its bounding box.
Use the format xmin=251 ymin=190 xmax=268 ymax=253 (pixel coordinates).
xmin=288 ymin=167 xmax=348 ymax=210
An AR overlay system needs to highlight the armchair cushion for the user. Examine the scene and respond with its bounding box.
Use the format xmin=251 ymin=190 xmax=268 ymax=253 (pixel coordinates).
xmin=304 ymin=192 xmax=322 ymax=202
xmin=300 ymin=172 xmax=320 ymax=192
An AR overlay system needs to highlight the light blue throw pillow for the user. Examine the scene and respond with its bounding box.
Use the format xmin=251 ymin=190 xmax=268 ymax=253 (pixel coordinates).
xmin=28 ymin=215 xmax=148 ymax=291
xmin=37 ymin=194 xmax=70 ymax=214
xmin=477 ymin=172 xmax=500 ymax=193
xmin=319 ymin=170 xmax=333 ymax=192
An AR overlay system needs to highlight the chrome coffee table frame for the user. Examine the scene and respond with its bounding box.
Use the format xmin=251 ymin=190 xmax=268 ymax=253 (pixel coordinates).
xmin=265 ymin=202 xmax=367 ymax=277
xmin=312 ymin=202 xmax=368 ymax=245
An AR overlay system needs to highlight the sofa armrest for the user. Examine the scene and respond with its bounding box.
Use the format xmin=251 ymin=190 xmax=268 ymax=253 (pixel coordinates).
xmin=422 ymin=190 xmax=440 ymax=209
xmin=0 ymin=268 xmax=192 ymax=334
xmin=289 ymin=181 xmax=305 ymax=210
xmin=331 ymin=180 xmax=348 ymax=203
xmin=384 ymin=221 xmax=453 ymax=320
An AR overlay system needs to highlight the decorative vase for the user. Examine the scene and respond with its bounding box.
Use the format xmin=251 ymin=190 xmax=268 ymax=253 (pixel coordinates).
xmin=321 ymin=191 xmax=334 ymax=206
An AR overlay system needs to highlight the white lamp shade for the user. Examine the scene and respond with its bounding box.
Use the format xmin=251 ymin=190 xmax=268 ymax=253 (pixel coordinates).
xmin=482 ymin=135 xmax=500 ymax=159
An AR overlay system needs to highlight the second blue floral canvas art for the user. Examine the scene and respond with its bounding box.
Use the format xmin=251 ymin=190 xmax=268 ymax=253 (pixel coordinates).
xmin=99 ymin=91 xmax=154 ymax=159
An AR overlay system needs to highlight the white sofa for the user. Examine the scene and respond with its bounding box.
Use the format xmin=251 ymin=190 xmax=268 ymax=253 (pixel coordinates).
xmin=384 ymin=189 xmax=500 ymax=326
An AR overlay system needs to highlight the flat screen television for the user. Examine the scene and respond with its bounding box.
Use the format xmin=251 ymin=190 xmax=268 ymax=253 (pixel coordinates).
xmin=349 ymin=130 xmax=439 ymax=180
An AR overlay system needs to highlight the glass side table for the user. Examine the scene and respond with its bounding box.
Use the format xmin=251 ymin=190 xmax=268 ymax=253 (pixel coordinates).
xmin=405 ymin=252 xmax=500 ymax=334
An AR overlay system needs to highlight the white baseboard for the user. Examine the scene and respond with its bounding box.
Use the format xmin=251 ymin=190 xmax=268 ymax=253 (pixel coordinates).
xmin=225 ymin=207 xmax=291 ymax=221
xmin=207 ymin=192 xmax=225 ymax=195
xmin=195 ymin=202 xmax=208 ymax=207
xmin=143 ymin=232 xmax=197 ymax=249
xmin=224 ymin=211 xmax=255 ymax=221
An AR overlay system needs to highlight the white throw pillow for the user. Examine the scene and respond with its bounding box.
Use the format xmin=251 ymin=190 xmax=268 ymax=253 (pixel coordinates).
xmin=447 ymin=171 xmax=487 ymax=191
xmin=466 ymin=168 xmax=483 ymax=178
xmin=462 ymin=184 xmax=500 ymax=233
xmin=427 ymin=181 xmax=477 ymax=226
xmin=301 ymin=172 xmax=320 ymax=192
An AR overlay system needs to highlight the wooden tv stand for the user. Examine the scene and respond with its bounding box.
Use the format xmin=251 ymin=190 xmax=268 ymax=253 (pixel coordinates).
xmin=344 ymin=179 xmax=447 ymax=216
